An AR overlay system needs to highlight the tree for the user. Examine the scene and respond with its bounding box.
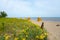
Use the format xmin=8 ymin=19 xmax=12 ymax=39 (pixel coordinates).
xmin=0 ymin=11 xmax=7 ymax=18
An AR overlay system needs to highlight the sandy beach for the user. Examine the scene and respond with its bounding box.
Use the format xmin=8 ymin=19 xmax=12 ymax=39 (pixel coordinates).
xmin=31 ymin=20 xmax=60 ymax=40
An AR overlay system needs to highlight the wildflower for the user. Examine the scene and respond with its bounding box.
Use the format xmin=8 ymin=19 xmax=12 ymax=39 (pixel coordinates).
xmin=22 ymin=29 xmax=26 ymax=33
xmin=36 ymin=35 xmax=39 ymax=38
xmin=26 ymin=35 xmax=28 ymax=37
xmin=44 ymin=33 xmax=48 ymax=36
xmin=22 ymin=38 xmax=26 ymax=40
xmin=39 ymin=34 xmax=45 ymax=39
xmin=4 ymin=34 xmax=7 ymax=37
xmin=5 ymin=35 xmax=11 ymax=40
xmin=22 ymin=29 xmax=25 ymax=32
xmin=14 ymin=37 xmax=18 ymax=40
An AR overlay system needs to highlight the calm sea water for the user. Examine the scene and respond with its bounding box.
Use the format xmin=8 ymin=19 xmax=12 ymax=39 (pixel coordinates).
xmin=31 ymin=17 xmax=60 ymax=21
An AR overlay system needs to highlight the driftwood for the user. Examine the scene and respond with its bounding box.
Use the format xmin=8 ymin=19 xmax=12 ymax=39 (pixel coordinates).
xmin=41 ymin=22 xmax=44 ymax=29
xmin=56 ymin=24 xmax=60 ymax=26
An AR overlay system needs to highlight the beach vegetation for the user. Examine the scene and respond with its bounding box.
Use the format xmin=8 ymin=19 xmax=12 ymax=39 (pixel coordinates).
xmin=0 ymin=18 xmax=48 ymax=40
xmin=37 ymin=17 xmax=42 ymax=22
xmin=27 ymin=17 xmax=31 ymax=21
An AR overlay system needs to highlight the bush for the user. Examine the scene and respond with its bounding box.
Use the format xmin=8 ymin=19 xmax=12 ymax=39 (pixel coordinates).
xmin=37 ymin=17 xmax=42 ymax=22
xmin=27 ymin=17 xmax=31 ymax=21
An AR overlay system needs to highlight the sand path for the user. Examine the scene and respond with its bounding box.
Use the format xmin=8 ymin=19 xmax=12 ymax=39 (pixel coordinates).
xmin=31 ymin=20 xmax=60 ymax=40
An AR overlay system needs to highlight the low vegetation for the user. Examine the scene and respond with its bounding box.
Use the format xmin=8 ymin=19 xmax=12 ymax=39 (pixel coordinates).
xmin=37 ymin=17 xmax=42 ymax=22
xmin=0 ymin=18 xmax=48 ymax=40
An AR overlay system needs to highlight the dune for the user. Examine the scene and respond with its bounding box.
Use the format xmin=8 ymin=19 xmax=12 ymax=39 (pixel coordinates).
xmin=31 ymin=20 xmax=60 ymax=40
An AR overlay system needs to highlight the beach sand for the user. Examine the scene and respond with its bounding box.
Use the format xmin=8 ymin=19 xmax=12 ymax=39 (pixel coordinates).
xmin=31 ymin=20 xmax=60 ymax=40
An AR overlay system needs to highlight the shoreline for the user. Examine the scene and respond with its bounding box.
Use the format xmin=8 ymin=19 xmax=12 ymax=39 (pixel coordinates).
xmin=31 ymin=20 xmax=60 ymax=40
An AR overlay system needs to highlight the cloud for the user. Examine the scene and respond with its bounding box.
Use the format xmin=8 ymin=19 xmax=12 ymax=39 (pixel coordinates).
xmin=32 ymin=0 xmax=60 ymax=17
xmin=0 ymin=0 xmax=60 ymax=17
xmin=0 ymin=0 xmax=33 ymax=17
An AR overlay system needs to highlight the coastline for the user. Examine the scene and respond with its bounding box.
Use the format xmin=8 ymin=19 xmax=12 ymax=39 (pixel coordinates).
xmin=31 ymin=20 xmax=60 ymax=40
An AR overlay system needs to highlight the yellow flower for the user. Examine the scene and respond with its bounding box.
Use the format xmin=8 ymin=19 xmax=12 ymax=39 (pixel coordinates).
xmin=5 ymin=35 xmax=11 ymax=40
xmin=39 ymin=34 xmax=45 ymax=39
xmin=22 ymin=38 xmax=26 ymax=40
xmin=4 ymin=34 xmax=11 ymax=40
xmin=36 ymin=36 xmax=39 ymax=38
xmin=26 ymin=35 xmax=28 ymax=37
xmin=4 ymin=34 xmax=8 ymax=37
xmin=44 ymin=33 xmax=48 ymax=36
xmin=14 ymin=37 xmax=18 ymax=40
xmin=22 ymin=29 xmax=26 ymax=33
xmin=22 ymin=29 xmax=25 ymax=32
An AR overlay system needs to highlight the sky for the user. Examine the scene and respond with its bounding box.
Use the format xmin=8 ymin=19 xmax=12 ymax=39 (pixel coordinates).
xmin=0 ymin=0 xmax=60 ymax=17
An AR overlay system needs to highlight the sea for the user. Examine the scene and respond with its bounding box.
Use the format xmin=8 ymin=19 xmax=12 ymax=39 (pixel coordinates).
xmin=30 ymin=17 xmax=60 ymax=22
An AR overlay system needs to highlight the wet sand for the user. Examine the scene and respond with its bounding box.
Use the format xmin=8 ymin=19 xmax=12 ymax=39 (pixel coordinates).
xmin=31 ymin=20 xmax=60 ymax=40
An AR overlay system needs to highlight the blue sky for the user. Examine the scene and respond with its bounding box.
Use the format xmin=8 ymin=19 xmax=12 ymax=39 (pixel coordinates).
xmin=0 ymin=0 xmax=60 ymax=17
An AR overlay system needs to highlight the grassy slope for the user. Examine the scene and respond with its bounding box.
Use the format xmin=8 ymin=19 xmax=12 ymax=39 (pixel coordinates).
xmin=0 ymin=18 xmax=47 ymax=40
